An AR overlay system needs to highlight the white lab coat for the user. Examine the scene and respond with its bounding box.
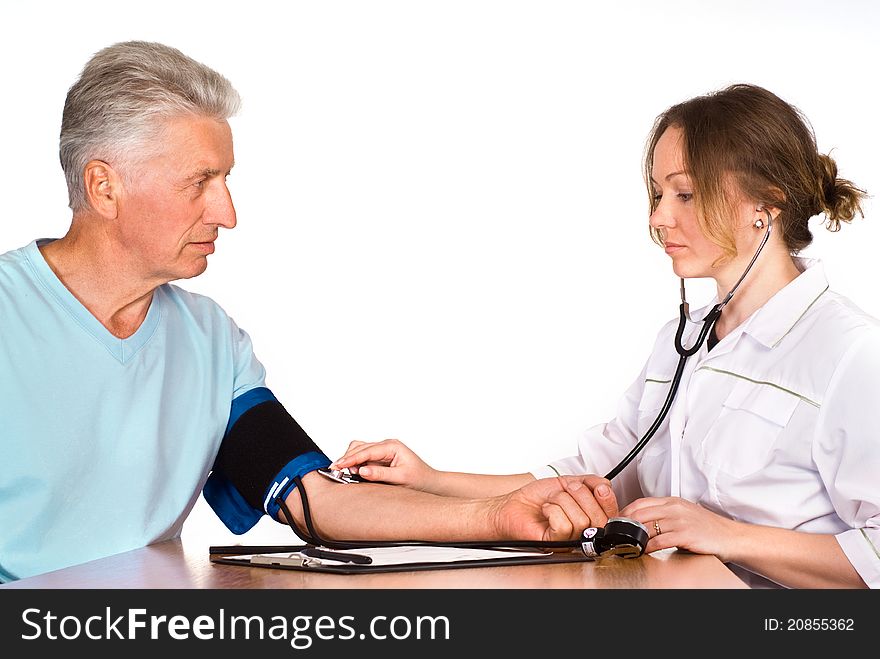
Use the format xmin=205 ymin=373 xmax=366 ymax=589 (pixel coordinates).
xmin=534 ymin=258 xmax=880 ymax=588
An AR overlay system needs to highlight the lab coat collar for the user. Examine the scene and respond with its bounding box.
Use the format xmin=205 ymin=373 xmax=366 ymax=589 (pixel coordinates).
xmin=737 ymin=257 xmax=829 ymax=349
xmin=678 ymin=257 xmax=829 ymax=352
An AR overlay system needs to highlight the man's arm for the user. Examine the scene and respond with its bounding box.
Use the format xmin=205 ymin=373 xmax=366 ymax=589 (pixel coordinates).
xmin=209 ymin=390 xmax=617 ymax=542
xmin=279 ymin=471 xmax=619 ymax=543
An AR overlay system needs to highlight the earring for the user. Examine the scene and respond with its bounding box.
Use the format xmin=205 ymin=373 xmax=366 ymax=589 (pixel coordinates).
xmin=754 ymin=219 xmax=764 ymax=229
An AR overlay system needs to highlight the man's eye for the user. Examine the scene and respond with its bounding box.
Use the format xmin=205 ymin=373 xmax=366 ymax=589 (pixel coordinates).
xmin=194 ymin=179 xmax=206 ymax=189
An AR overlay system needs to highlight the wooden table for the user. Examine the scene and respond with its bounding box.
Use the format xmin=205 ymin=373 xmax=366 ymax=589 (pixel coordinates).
xmin=0 ymin=539 xmax=747 ymax=589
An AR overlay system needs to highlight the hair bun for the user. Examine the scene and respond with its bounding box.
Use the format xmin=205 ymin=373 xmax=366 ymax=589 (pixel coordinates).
xmin=818 ymin=154 xmax=838 ymax=203
xmin=817 ymin=153 xmax=864 ymax=231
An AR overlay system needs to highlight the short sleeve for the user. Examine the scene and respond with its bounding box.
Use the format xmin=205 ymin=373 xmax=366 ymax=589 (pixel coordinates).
xmin=230 ymin=319 xmax=267 ymax=399
xmin=202 ymin=317 xmax=269 ymax=534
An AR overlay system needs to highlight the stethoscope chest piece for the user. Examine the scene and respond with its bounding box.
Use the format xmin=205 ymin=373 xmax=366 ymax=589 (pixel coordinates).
xmin=316 ymin=467 xmax=367 ymax=484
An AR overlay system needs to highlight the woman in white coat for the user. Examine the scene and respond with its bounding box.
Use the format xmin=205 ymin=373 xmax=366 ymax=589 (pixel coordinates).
xmin=333 ymin=84 xmax=878 ymax=589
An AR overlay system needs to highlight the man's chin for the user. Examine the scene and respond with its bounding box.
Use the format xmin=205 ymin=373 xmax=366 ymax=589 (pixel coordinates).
xmin=175 ymin=257 xmax=210 ymax=281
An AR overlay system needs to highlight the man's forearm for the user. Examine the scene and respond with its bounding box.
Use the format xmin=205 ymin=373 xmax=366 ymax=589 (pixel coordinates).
xmin=426 ymin=471 xmax=535 ymax=498
xmin=281 ymin=471 xmax=502 ymax=542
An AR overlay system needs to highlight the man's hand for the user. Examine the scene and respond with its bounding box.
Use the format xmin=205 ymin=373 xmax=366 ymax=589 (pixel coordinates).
xmin=492 ymin=475 xmax=619 ymax=542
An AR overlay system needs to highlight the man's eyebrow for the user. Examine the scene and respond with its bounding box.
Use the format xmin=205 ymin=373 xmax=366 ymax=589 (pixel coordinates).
xmin=187 ymin=162 xmax=235 ymax=179
xmin=183 ymin=168 xmax=215 ymax=181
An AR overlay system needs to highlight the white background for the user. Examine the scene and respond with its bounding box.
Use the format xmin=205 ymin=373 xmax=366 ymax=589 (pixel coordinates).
xmin=2 ymin=1 xmax=878 ymax=547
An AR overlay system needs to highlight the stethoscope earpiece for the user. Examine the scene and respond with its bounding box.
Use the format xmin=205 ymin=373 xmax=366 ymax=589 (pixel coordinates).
xmin=755 ymin=206 xmax=767 ymax=229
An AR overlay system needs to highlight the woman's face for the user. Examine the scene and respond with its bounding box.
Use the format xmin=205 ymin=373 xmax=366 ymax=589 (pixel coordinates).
xmin=649 ymin=126 xmax=753 ymax=280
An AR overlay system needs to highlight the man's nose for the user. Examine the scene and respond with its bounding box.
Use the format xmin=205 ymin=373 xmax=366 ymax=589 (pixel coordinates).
xmin=206 ymin=182 xmax=236 ymax=229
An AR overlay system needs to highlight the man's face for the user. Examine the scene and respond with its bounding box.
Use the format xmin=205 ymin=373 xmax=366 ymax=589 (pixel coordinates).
xmin=115 ymin=115 xmax=236 ymax=283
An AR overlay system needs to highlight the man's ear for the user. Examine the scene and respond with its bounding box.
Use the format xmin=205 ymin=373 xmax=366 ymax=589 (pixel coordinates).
xmin=83 ymin=160 xmax=122 ymax=219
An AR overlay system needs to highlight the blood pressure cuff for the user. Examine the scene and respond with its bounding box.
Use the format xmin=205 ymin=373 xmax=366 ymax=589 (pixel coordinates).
xmin=203 ymin=387 xmax=331 ymax=534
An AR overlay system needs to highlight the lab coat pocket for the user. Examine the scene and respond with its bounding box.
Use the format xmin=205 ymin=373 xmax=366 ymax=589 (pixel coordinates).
xmin=702 ymin=379 xmax=800 ymax=479
xmin=637 ymin=378 xmax=672 ymax=412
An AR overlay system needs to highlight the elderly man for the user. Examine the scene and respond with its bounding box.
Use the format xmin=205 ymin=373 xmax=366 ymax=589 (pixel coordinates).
xmin=0 ymin=41 xmax=616 ymax=582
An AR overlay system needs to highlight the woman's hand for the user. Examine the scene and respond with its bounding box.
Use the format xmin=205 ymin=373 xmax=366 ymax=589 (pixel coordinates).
xmin=620 ymin=496 xmax=741 ymax=560
xmin=331 ymin=438 xmax=438 ymax=491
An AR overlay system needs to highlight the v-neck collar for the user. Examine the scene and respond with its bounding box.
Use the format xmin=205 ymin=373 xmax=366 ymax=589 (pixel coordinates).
xmin=24 ymin=239 xmax=162 ymax=364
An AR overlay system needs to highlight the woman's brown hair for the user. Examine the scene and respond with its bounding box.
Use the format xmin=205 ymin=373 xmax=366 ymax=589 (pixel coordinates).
xmin=644 ymin=83 xmax=866 ymax=260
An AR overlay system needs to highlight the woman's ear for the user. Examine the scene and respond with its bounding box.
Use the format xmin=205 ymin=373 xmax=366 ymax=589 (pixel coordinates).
xmin=756 ymin=186 xmax=785 ymax=222
xmin=755 ymin=204 xmax=782 ymax=225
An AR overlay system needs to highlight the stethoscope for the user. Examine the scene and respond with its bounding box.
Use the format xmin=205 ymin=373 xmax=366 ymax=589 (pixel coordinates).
xmin=264 ymin=208 xmax=774 ymax=558
xmin=604 ymin=206 xmax=773 ymax=479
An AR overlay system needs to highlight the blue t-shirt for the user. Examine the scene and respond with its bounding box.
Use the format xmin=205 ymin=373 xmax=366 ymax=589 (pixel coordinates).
xmin=0 ymin=239 xmax=326 ymax=582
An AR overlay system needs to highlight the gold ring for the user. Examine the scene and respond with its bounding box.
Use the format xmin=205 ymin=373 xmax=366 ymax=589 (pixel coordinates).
xmin=653 ymin=520 xmax=662 ymax=536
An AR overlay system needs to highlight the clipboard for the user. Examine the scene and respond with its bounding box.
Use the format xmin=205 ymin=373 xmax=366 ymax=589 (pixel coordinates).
xmin=209 ymin=544 xmax=594 ymax=575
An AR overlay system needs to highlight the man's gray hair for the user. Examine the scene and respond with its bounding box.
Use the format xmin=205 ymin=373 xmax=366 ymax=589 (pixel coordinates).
xmin=60 ymin=40 xmax=241 ymax=211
